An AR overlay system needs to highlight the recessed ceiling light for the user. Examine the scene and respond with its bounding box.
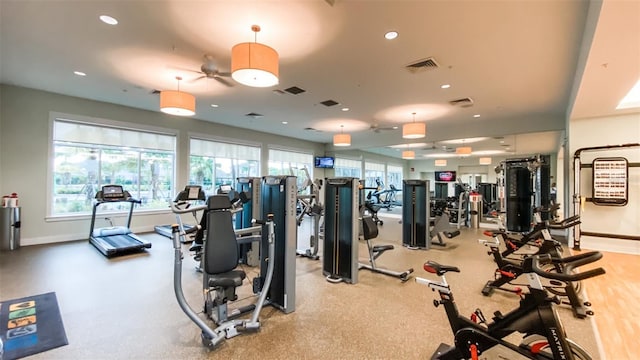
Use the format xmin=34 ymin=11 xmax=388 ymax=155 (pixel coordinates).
xmin=341 ymin=107 xmax=350 ymax=112
xmin=210 ymin=104 xmax=219 ymax=108
xmin=392 ymin=126 xmax=399 ymax=130
xmin=384 ymin=31 xmax=398 ymax=40
xmin=473 ymin=114 xmax=481 ymax=118
xmin=500 ymin=140 xmax=505 ymax=144
xmin=441 ymin=84 xmax=451 ymax=89
xmin=99 ymin=15 xmax=118 ymax=25
xmin=282 ymin=121 xmax=288 ymax=125
xmin=74 ymin=71 xmax=86 ymax=76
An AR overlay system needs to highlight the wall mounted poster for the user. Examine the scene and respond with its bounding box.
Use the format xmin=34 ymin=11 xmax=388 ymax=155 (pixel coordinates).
xmin=592 ymin=157 xmax=628 ymax=206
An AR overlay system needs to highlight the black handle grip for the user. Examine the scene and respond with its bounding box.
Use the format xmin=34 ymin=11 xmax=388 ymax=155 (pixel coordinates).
xmin=184 ymin=225 xmax=200 ymax=235
xmin=252 ymin=214 xmax=274 ymax=225
xmin=533 ymin=252 xmax=605 ymax=282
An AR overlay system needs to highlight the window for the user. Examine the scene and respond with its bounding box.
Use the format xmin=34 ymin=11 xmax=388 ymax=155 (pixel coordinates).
xmin=189 ymin=138 xmax=260 ymax=196
xmin=268 ymin=149 xmax=314 ymax=191
xmin=51 ymin=119 xmax=176 ymax=216
xmin=387 ymin=164 xmax=404 ymax=190
xmin=334 ymin=158 xmax=362 ymax=178
xmin=364 ymin=161 xmax=385 ymax=188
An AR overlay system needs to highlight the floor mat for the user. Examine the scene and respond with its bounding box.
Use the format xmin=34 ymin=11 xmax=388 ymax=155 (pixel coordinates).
xmin=0 ymin=292 xmax=68 ymax=360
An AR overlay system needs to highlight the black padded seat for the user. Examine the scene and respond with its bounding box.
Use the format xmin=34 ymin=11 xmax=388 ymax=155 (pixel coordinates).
xmin=373 ymin=245 xmax=394 ymax=252
xmin=202 ymin=195 xmax=246 ymax=290
xmin=208 ymin=270 xmax=246 ymax=288
xmin=362 ymin=216 xmax=379 ymax=240
xmin=483 ymin=230 xmax=507 ymax=237
xmin=423 ymin=260 xmax=460 ymax=275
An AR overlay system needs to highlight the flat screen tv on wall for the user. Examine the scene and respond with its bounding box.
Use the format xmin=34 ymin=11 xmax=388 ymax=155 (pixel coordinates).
xmin=314 ymin=156 xmax=335 ymax=169
xmin=435 ymin=171 xmax=456 ymax=182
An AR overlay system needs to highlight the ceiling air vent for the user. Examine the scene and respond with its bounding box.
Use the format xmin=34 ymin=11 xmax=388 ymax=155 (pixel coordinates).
xmin=151 ymin=89 xmax=161 ymax=95
xmin=245 ymin=112 xmax=264 ymax=119
xmin=304 ymin=127 xmax=322 ymax=132
xmin=405 ymin=57 xmax=439 ymax=73
xmin=320 ymin=99 xmax=339 ymax=107
xmin=284 ymin=86 xmax=306 ymax=95
xmin=449 ymin=97 xmax=474 ymax=108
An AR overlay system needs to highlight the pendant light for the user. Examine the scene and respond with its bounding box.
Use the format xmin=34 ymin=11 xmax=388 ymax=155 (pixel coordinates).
xmin=402 ymin=150 xmax=415 ymax=159
xmin=160 ymin=76 xmax=195 ymax=116
xmin=231 ymin=25 xmax=279 ymax=88
xmin=333 ymin=125 xmax=351 ymax=147
xmin=479 ymin=157 xmax=492 ymax=165
xmin=456 ymin=139 xmax=472 ymax=155
xmin=456 ymin=146 xmax=472 ymax=155
xmin=402 ymin=112 xmax=426 ymax=139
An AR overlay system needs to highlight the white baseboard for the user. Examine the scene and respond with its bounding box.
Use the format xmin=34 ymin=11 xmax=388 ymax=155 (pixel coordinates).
xmin=579 ymin=236 xmax=640 ymax=255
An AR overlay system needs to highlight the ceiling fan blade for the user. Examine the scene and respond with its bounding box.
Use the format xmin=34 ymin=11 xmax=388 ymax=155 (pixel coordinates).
xmin=216 ymin=72 xmax=232 ymax=77
xmin=213 ymin=76 xmax=234 ymax=87
xmin=169 ymin=66 xmax=203 ymax=75
xmin=188 ymin=75 xmax=206 ymax=83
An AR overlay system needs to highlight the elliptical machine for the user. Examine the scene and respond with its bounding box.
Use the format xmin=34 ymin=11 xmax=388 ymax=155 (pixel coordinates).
xmin=170 ymin=194 xmax=276 ymax=349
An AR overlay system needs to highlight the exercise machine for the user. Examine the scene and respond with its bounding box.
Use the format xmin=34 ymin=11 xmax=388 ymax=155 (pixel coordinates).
xmin=89 ymin=184 xmax=151 ymax=257
xmin=360 ymin=180 xmax=383 ymax=226
xmin=454 ymin=182 xmax=470 ymax=229
xmin=479 ymin=227 xmax=595 ymax=319
xmin=323 ymin=177 xmax=360 ymax=284
xmin=416 ymin=252 xmax=605 ymax=359
xmin=502 ymin=155 xmax=551 ymax=232
xmin=429 ymin=210 xmax=460 ymax=246
xmin=259 ymin=175 xmax=297 ymax=313
xmin=402 ymin=180 xmax=430 ymax=249
xmin=324 ymin=177 xmax=411 ymax=283
xmin=295 ymin=168 xmax=323 ymax=260
xmin=367 ymin=178 xmax=398 ymax=211
xmin=359 ymin=216 xmax=413 ymax=281
xmin=154 ymin=185 xmax=205 ymax=240
xmin=169 ymin=195 xmax=276 ymax=350
xmin=236 ymin=177 xmax=261 ymax=266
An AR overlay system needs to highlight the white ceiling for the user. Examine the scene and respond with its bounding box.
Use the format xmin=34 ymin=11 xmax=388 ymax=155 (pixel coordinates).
xmin=1 ymin=0 xmax=638 ymax=159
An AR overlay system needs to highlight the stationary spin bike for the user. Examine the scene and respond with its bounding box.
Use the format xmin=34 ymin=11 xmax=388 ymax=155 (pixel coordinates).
xmin=416 ymin=252 xmax=605 ymax=360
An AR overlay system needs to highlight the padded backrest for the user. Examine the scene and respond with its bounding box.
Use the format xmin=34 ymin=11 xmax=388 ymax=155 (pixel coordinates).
xmin=203 ymin=195 xmax=239 ymax=274
xmin=362 ymin=216 xmax=379 ymax=240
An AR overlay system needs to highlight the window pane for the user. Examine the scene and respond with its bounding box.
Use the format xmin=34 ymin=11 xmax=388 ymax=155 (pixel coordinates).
xmin=53 ymin=145 xmax=99 ymax=214
xmin=51 ymin=119 xmax=176 ymax=217
xmin=140 ymin=152 xmax=174 ymax=209
xmin=268 ymin=149 xmax=314 ymax=193
xmin=189 ymin=139 xmax=261 ymax=196
xmin=335 ymin=157 xmax=361 ymax=178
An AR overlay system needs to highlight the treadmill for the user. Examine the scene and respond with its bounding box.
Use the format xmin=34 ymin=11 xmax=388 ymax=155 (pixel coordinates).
xmin=89 ymin=185 xmax=152 ymax=257
xmin=154 ymin=185 xmax=206 ymax=241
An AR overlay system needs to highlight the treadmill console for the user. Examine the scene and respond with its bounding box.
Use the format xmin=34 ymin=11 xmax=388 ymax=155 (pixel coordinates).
xmin=100 ymin=185 xmax=126 ymax=201
xmin=175 ymin=185 xmax=206 ymax=201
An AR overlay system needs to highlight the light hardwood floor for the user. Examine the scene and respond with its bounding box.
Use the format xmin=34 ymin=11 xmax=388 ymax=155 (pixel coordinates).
xmin=581 ymin=250 xmax=640 ymax=360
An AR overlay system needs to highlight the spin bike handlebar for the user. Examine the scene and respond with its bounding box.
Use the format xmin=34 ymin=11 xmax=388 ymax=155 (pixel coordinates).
xmin=532 ymin=252 xmax=606 ymax=282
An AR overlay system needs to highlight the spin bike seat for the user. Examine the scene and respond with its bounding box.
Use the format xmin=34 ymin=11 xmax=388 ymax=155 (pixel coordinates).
xmin=423 ymin=261 xmax=460 ymax=276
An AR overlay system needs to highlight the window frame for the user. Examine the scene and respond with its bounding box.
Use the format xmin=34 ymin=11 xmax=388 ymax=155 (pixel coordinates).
xmin=47 ymin=112 xmax=178 ymax=221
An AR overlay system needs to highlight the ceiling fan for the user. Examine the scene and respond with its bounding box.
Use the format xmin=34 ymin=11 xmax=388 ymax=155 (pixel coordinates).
xmin=188 ymin=54 xmax=233 ymax=87
xmin=420 ymin=143 xmax=456 ymax=152
xmin=369 ymin=123 xmax=397 ymax=133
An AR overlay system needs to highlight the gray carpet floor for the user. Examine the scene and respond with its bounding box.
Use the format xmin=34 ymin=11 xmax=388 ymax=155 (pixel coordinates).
xmin=0 ymin=214 xmax=601 ymax=359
